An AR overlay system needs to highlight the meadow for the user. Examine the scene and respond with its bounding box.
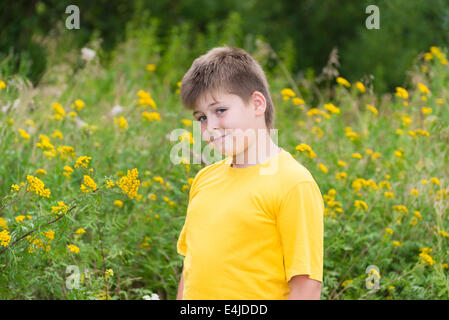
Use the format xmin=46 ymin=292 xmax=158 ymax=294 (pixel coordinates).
xmin=1 ymin=24 xmax=448 ymax=299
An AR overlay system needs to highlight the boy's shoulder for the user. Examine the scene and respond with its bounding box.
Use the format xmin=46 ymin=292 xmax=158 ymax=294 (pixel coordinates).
xmin=275 ymin=149 xmax=317 ymax=188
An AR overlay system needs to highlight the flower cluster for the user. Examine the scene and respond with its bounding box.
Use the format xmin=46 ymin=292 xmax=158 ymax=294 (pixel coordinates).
xmin=117 ymin=168 xmax=141 ymax=199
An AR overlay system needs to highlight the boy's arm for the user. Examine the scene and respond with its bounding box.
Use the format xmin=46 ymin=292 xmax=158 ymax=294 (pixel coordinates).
xmin=176 ymin=266 xmax=184 ymax=300
xmin=288 ymin=275 xmax=322 ymax=300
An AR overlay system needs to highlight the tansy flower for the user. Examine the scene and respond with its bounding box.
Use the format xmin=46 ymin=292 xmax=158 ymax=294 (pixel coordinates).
xmin=26 ymin=175 xmax=51 ymax=198
xmin=52 ymin=130 xmax=64 ymax=139
xmin=52 ymin=201 xmax=69 ymax=215
xmin=323 ymin=103 xmax=340 ymax=114
xmin=410 ymin=188 xmax=419 ymax=196
xmin=385 ymin=228 xmax=394 ymax=235
xmin=292 ymin=97 xmax=305 ymax=105
xmin=0 ymin=80 xmax=6 ymax=90
xmin=281 ymin=88 xmax=296 ymax=100
xmin=393 ymin=241 xmax=403 ymax=247
xmin=0 ymin=230 xmax=12 ymax=247
xmin=438 ymin=230 xmax=449 ymax=238
xmin=394 ymin=150 xmax=404 ymax=158
xmin=19 ymin=128 xmax=31 ymax=141
xmin=384 ymin=192 xmax=394 ymax=199
xmin=35 ymin=169 xmax=47 ymax=175
xmin=51 ymin=102 xmax=66 ymax=119
xmin=413 ymin=211 xmax=422 ymax=220
xmin=42 ymin=230 xmax=55 ymax=241
xmin=74 ymin=99 xmax=85 ymax=111
xmin=74 ymin=156 xmax=92 ymax=169
xmin=75 ymin=228 xmax=86 ymax=234
xmin=366 ymin=104 xmax=378 ymax=115
xmin=318 ymin=163 xmax=328 ymax=174
xmin=354 ymin=200 xmax=368 ymax=211
xmin=336 ymin=77 xmax=351 ymax=88
xmin=355 ymin=81 xmax=366 ymax=93
xmin=15 ymin=215 xmax=26 ymax=223
xmin=351 ymin=153 xmax=363 ymax=159
xmin=430 ymin=177 xmax=440 ymax=185
xmin=137 ymin=90 xmax=157 ymax=109
xmin=142 ymin=111 xmax=161 ymax=122
xmin=80 ymin=175 xmax=97 ymax=193
xmin=106 ymin=180 xmax=115 ymax=188
xmin=417 ymin=83 xmax=430 ymax=95
xmin=296 ymin=144 xmax=317 ymax=159
xmin=63 ymin=166 xmax=74 ymax=179
xmin=395 ymin=87 xmax=408 ymax=99
xmin=67 ymin=244 xmax=80 ymax=254
xmin=181 ymin=119 xmax=192 ymax=126
xmin=0 ymin=218 xmax=8 ymax=230
xmin=114 ymin=116 xmax=128 ymax=131
xmin=336 ymin=172 xmax=347 ymax=180
xmin=105 ymin=268 xmax=114 ymax=278
xmin=117 ymin=168 xmax=140 ymax=199
xmin=146 ymin=64 xmax=156 ymax=71
xmin=113 ymin=200 xmax=124 ymax=208
xmin=421 ymin=107 xmax=432 ymax=115
xmin=10 ymin=184 xmax=20 ymax=193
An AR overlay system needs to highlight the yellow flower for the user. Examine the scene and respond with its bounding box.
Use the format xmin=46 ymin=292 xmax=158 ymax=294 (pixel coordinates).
xmin=410 ymin=188 xmax=419 ymax=196
xmin=355 ymin=81 xmax=366 ymax=93
xmin=181 ymin=119 xmax=192 ymax=126
xmin=336 ymin=77 xmax=351 ymax=88
xmin=113 ymin=200 xmax=124 ymax=208
xmin=137 ymin=90 xmax=157 ymax=108
xmin=142 ymin=111 xmax=161 ymax=122
xmin=366 ymin=104 xmax=378 ymax=115
xmin=296 ymin=144 xmax=317 ymax=159
xmin=26 ymin=175 xmax=51 ymax=198
xmin=292 ymin=97 xmax=305 ymax=105
xmin=52 ymin=201 xmax=69 ymax=215
xmin=114 ymin=116 xmax=128 ymax=131
xmin=146 ymin=64 xmax=156 ymax=71
xmin=417 ymin=83 xmax=430 ymax=95
xmin=42 ymin=229 xmax=55 ymax=241
xmin=384 ymin=192 xmax=394 ymax=199
xmin=75 ymin=228 xmax=86 ymax=234
xmin=0 ymin=218 xmax=8 ymax=230
xmin=106 ymin=180 xmax=115 ymax=188
xmin=117 ymin=168 xmax=140 ymax=199
xmin=438 ymin=230 xmax=449 ymax=238
xmin=323 ymin=103 xmax=340 ymax=114
xmin=336 ymin=172 xmax=347 ymax=180
xmin=337 ymin=160 xmax=346 ymax=167
xmin=80 ymin=175 xmax=97 ymax=193
xmin=394 ymin=150 xmax=404 ymax=158
xmin=0 ymin=230 xmax=12 ymax=247
xmin=351 ymin=153 xmax=363 ymax=159
xmin=354 ymin=200 xmax=368 ymax=211
xmin=436 ymin=98 xmax=443 ymax=104
xmin=413 ymin=211 xmax=422 ymax=220
xmin=421 ymin=107 xmax=432 ymax=115
xmin=63 ymin=166 xmax=74 ymax=179
xmin=385 ymin=228 xmax=394 ymax=235
xmin=74 ymin=99 xmax=85 ymax=111
xmin=10 ymin=184 xmax=20 ymax=193
xmin=393 ymin=241 xmax=402 ymax=247
xmin=67 ymin=244 xmax=80 ymax=254
xmin=0 ymin=80 xmax=6 ymax=90
xmin=419 ymin=248 xmax=434 ymax=266
xmin=430 ymin=177 xmax=440 ymax=186
xmin=281 ymin=88 xmax=296 ymax=99
xmin=395 ymin=87 xmax=408 ymax=99
xmin=51 ymin=102 xmax=66 ymax=118
xmin=15 ymin=215 xmax=26 ymax=223
xmin=74 ymin=156 xmax=92 ymax=169
xmin=18 ymin=128 xmax=31 ymax=141
xmin=105 ymin=268 xmax=114 ymax=278
xmin=341 ymin=279 xmax=353 ymax=287
xmin=318 ymin=163 xmax=328 ymax=174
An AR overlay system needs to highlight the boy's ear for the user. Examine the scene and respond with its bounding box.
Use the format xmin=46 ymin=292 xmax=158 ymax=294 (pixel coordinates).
xmin=251 ymin=91 xmax=267 ymax=115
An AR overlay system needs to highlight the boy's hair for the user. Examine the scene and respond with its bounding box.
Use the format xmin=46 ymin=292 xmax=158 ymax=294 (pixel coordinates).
xmin=180 ymin=46 xmax=275 ymax=130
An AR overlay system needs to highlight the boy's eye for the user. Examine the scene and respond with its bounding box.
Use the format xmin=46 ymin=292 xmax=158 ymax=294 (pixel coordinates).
xmin=197 ymin=108 xmax=226 ymax=122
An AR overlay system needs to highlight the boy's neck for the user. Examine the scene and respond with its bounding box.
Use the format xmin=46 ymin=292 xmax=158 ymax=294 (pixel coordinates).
xmin=231 ymin=132 xmax=280 ymax=169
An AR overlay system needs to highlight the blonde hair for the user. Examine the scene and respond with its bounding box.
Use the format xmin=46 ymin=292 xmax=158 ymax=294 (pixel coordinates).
xmin=180 ymin=46 xmax=275 ymax=129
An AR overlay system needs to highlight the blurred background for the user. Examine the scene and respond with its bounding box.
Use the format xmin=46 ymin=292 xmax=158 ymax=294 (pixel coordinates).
xmin=2 ymin=0 xmax=449 ymax=93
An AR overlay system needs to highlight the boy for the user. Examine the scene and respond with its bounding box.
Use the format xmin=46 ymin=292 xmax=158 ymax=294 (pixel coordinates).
xmin=176 ymin=46 xmax=324 ymax=300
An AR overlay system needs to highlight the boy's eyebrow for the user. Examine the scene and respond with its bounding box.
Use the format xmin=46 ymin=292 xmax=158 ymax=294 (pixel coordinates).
xmin=193 ymin=101 xmax=222 ymax=116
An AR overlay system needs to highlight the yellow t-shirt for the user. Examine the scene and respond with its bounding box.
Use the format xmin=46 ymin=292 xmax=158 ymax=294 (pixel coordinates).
xmin=177 ymin=148 xmax=324 ymax=300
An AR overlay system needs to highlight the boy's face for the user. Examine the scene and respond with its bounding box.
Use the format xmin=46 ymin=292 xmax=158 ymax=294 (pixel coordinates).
xmin=193 ymin=90 xmax=266 ymax=157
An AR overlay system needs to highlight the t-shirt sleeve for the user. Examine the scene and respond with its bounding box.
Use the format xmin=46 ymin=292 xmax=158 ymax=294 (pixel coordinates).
xmin=176 ymin=168 xmax=203 ymax=257
xmin=177 ymin=221 xmax=187 ymax=256
xmin=276 ymin=180 xmax=324 ymax=283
